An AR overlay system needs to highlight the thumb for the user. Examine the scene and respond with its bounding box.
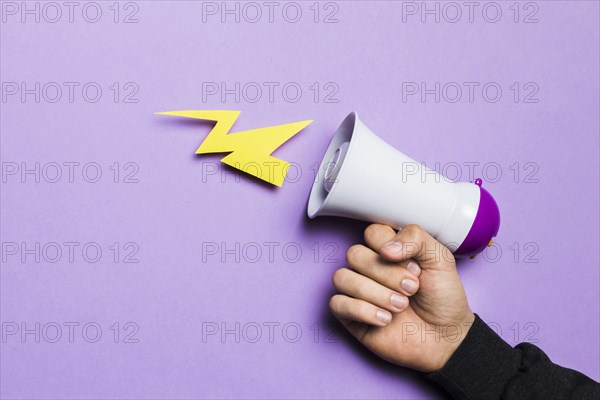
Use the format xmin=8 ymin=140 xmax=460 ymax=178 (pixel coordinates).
xmin=379 ymin=225 xmax=455 ymax=271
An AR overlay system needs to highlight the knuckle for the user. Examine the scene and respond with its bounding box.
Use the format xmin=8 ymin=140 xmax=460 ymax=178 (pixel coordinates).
xmin=354 ymin=280 xmax=369 ymax=298
xmin=403 ymin=224 xmax=421 ymax=239
xmin=332 ymin=268 xmax=349 ymax=289
xmin=402 ymin=224 xmax=423 ymax=247
xmin=363 ymin=255 xmax=378 ymax=272
xmin=379 ymin=264 xmax=407 ymax=289
xmin=329 ymin=295 xmax=342 ymax=313
xmin=380 ymin=265 xmax=397 ymax=283
xmin=346 ymin=244 xmax=364 ymax=265
xmin=351 ymin=300 xmax=365 ymax=317
xmin=364 ymin=224 xmax=379 ymax=241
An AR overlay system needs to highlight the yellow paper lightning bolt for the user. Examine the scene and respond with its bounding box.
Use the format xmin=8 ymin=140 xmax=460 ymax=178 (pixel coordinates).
xmin=155 ymin=110 xmax=312 ymax=187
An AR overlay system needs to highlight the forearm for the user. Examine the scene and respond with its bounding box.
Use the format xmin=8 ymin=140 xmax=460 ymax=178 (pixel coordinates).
xmin=428 ymin=314 xmax=600 ymax=400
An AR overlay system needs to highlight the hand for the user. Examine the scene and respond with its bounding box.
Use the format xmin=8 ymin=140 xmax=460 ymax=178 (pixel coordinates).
xmin=329 ymin=224 xmax=475 ymax=373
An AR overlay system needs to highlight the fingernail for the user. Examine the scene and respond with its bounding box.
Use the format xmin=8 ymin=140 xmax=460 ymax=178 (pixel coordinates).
xmin=407 ymin=261 xmax=421 ymax=277
xmin=376 ymin=310 xmax=392 ymax=324
xmin=383 ymin=241 xmax=403 ymax=255
xmin=402 ymin=279 xmax=418 ymax=294
xmin=391 ymin=294 xmax=407 ymax=309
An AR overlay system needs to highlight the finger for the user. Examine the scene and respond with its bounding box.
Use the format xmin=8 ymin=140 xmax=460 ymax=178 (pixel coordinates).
xmin=329 ymin=294 xmax=392 ymax=327
xmin=363 ymin=224 xmax=422 ymax=277
xmin=364 ymin=224 xmax=397 ymax=251
xmin=379 ymin=224 xmax=455 ymax=269
xmin=332 ymin=268 xmax=409 ymax=312
xmin=346 ymin=245 xmax=420 ymax=296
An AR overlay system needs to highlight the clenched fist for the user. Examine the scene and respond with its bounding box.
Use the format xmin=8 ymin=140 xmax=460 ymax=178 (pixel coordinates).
xmin=329 ymin=224 xmax=475 ymax=373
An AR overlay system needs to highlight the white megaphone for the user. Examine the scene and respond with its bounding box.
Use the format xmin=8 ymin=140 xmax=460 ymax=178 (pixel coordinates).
xmin=307 ymin=112 xmax=500 ymax=257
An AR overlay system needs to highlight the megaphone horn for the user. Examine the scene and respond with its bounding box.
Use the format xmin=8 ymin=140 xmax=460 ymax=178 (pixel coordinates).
xmin=307 ymin=112 xmax=500 ymax=257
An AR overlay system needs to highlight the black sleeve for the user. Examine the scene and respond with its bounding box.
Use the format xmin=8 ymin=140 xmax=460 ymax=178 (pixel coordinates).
xmin=427 ymin=314 xmax=600 ymax=400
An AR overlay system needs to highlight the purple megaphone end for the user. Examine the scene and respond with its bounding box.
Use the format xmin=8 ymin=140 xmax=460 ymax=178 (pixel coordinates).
xmin=455 ymin=184 xmax=501 ymax=257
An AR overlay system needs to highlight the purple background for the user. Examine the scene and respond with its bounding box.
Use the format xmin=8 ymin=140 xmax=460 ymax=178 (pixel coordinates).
xmin=1 ymin=1 xmax=599 ymax=399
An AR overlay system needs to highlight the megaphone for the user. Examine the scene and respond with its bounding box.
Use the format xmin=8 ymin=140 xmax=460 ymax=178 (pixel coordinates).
xmin=307 ymin=112 xmax=500 ymax=257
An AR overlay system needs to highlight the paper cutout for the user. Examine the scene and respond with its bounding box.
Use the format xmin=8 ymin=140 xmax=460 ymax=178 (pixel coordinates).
xmin=156 ymin=110 xmax=312 ymax=187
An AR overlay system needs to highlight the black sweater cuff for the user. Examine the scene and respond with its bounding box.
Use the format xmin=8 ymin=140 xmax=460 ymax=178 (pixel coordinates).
xmin=427 ymin=314 xmax=520 ymax=400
